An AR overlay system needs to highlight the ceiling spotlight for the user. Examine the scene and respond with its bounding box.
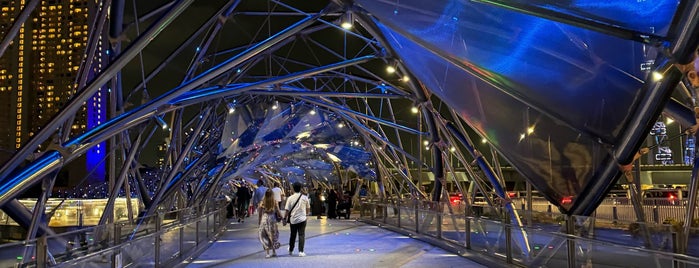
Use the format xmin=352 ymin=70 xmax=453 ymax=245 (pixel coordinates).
xmin=423 ymin=140 xmax=429 ymax=146
xmin=526 ymin=126 xmax=535 ymax=135
xmin=338 ymin=123 xmax=345 ymax=128
xmin=652 ymin=71 xmax=664 ymax=81
xmin=666 ymin=117 xmax=674 ymax=125
xmin=155 ymin=116 xmax=168 ymax=130
xmin=272 ymin=101 xmax=279 ymax=110
xmin=309 ymin=109 xmax=316 ymax=115
xmin=340 ymin=12 xmax=353 ymax=30
xmin=227 ymin=103 xmax=236 ymax=114
xmin=403 ymin=75 xmax=410 ymax=82
xmin=481 ymin=138 xmax=487 ymax=144
xmin=450 ymin=146 xmax=456 ymax=152
xmin=386 ymin=65 xmax=396 ymax=74
xmin=411 ymin=106 xmax=419 ymax=114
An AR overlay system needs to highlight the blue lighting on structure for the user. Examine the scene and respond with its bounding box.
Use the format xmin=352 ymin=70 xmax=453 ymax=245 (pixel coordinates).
xmin=86 ymin=87 xmax=107 ymax=184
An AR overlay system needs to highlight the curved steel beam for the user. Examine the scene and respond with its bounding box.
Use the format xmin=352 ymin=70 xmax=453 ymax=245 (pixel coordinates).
xmin=0 ymin=0 xmax=197 ymax=188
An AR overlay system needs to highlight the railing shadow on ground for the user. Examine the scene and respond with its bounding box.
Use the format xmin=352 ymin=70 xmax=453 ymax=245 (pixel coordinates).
xmin=0 ymin=201 xmax=228 ymax=268
xmin=358 ymin=198 xmax=699 ymax=268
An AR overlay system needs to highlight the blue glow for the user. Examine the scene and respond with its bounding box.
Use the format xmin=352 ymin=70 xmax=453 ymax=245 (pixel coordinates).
xmin=355 ymin=0 xmax=680 ymax=212
xmin=86 ymin=88 xmax=107 ymax=184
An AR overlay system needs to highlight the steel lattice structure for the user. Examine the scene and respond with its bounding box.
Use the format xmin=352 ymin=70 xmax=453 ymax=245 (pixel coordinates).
xmin=0 ymin=0 xmax=699 ymax=259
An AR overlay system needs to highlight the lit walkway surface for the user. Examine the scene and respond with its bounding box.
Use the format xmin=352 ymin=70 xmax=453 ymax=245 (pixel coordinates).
xmin=184 ymin=217 xmax=491 ymax=268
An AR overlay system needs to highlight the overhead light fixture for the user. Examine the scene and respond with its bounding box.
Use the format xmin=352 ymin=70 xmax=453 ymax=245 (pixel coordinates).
xmin=227 ymin=103 xmax=236 ymax=114
xmin=340 ymin=12 xmax=353 ymax=30
xmin=272 ymin=101 xmax=279 ymax=110
xmin=526 ymin=126 xmax=535 ymax=135
xmin=651 ymin=58 xmax=672 ymax=82
xmin=386 ymin=65 xmax=396 ymax=74
xmin=411 ymin=107 xmax=419 ymax=114
xmin=155 ymin=116 xmax=168 ymax=130
xmin=652 ymin=71 xmax=664 ymax=81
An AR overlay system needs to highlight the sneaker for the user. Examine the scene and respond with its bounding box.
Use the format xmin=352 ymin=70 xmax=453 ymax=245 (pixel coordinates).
xmin=265 ymin=254 xmax=271 ymax=258
xmin=298 ymin=252 xmax=306 ymax=257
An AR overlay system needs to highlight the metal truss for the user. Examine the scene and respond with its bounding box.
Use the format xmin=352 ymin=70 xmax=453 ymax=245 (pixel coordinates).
xmin=0 ymin=0 xmax=698 ymax=262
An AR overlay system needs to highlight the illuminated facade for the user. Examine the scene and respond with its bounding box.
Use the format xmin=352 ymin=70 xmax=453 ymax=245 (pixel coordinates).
xmin=0 ymin=0 xmax=106 ymax=182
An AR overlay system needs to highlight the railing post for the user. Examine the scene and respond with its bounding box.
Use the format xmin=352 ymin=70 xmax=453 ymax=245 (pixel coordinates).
xmin=415 ymin=202 xmax=420 ymax=234
xmin=505 ymin=212 xmax=513 ymax=264
xmin=437 ymin=206 xmax=443 ymax=239
xmin=566 ymin=215 xmax=576 ymax=268
xmin=612 ymin=206 xmax=618 ymax=224
xmin=465 ymin=217 xmax=471 ymax=249
xmin=383 ymin=202 xmax=388 ymax=223
xmin=155 ymin=213 xmax=162 ymax=268
xmin=179 ymin=209 xmax=185 ymax=257
xmin=653 ymin=206 xmax=659 ymax=224
xmin=195 ymin=220 xmax=200 ymax=246
xmin=397 ymin=204 xmax=401 ymax=228
xmin=112 ymin=223 xmax=122 ymax=268
xmin=36 ymin=235 xmax=47 ymax=268
xmin=206 ymin=212 xmax=211 ymax=239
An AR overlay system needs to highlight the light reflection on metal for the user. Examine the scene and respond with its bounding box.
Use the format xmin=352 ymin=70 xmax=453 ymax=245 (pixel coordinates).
xmin=446 ymin=122 xmax=530 ymax=256
xmin=0 ymin=0 xmax=196 ymax=185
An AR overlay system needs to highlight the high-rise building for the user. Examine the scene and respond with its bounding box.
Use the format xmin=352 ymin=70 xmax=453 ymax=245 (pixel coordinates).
xmin=0 ymin=0 xmax=107 ymax=184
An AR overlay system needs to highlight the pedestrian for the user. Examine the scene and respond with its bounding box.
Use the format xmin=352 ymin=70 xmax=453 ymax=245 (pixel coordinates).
xmin=272 ymin=182 xmax=284 ymax=209
xmin=311 ymin=188 xmax=324 ymax=219
xmin=253 ymin=180 xmax=268 ymax=214
xmin=236 ymin=181 xmax=251 ymax=222
xmin=326 ymin=189 xmax=338 ymax=219
xmin=285 ymin=182 xmax=310 ymax=257
xmin=258 ymin=188 xmax=282 ymax=258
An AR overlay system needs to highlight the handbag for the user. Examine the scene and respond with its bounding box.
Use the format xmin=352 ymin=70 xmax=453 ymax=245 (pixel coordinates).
xmin=284 ymin=194 xmax=302 ymax=225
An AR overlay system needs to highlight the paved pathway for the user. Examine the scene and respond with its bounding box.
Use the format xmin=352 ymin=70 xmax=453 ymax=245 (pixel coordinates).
xmin=184 ymin=216 xmax=489 ymax=268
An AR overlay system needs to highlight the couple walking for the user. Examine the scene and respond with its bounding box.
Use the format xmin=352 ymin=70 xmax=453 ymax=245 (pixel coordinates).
xmin=258 ymin=182 xmax=309 ymax=258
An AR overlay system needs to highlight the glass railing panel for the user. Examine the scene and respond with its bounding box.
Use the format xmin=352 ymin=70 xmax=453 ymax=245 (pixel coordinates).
xmin=198 ymin=219 xmax=207 ymax=244
xmin=441 ymin=214 xmax=465 ymax=246
xmin=62 ymin=249 xmax=115 ymax=268
xmin=181 ymin=222 xmax=198 ymax=255
xmin=469 ymin=218 xmax=505 ymax=256
xmin=118 ymin=235 xmax=157 ymax=266
xmin=0 ymin=242 xmax=34 ymax=267
xmin=419 ymin=208 xmax=439 ymax=238
xmin=399 ymin=206 xmax=416 ymax=230
xmin=385 ymin=204 xmax=399 ymax=226
xmin=159 ymin=226 xmax=181 ymax=266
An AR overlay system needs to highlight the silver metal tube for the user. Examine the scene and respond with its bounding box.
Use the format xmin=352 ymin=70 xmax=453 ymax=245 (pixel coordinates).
xmin=249 ymin=88 xmax=405 ymax=99
xmin=172 ymin=55 xmax=376 ymax=105
xmin=572 ymin=60 xmax=682 ymax=215
xmin=299 ymin=96 xmax=423 ymax=135
xmin=66 ymin=12 xmax=326 ymax=150
xmin=446 ymin=122 xmax=530 ymax=256
xmin=144 ymin=109 xmax=211 ymax=217
xmin=98 ymin=133 xmax=142 ymax=226
xmin=0 ymin=151 xmax=64 ymax=207
xmin=0 ymin=0 xmax=196 ymax=187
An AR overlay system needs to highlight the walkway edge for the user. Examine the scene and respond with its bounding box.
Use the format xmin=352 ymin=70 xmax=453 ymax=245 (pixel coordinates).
xmin=359 ymin=218 xmax=521 ymax=268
